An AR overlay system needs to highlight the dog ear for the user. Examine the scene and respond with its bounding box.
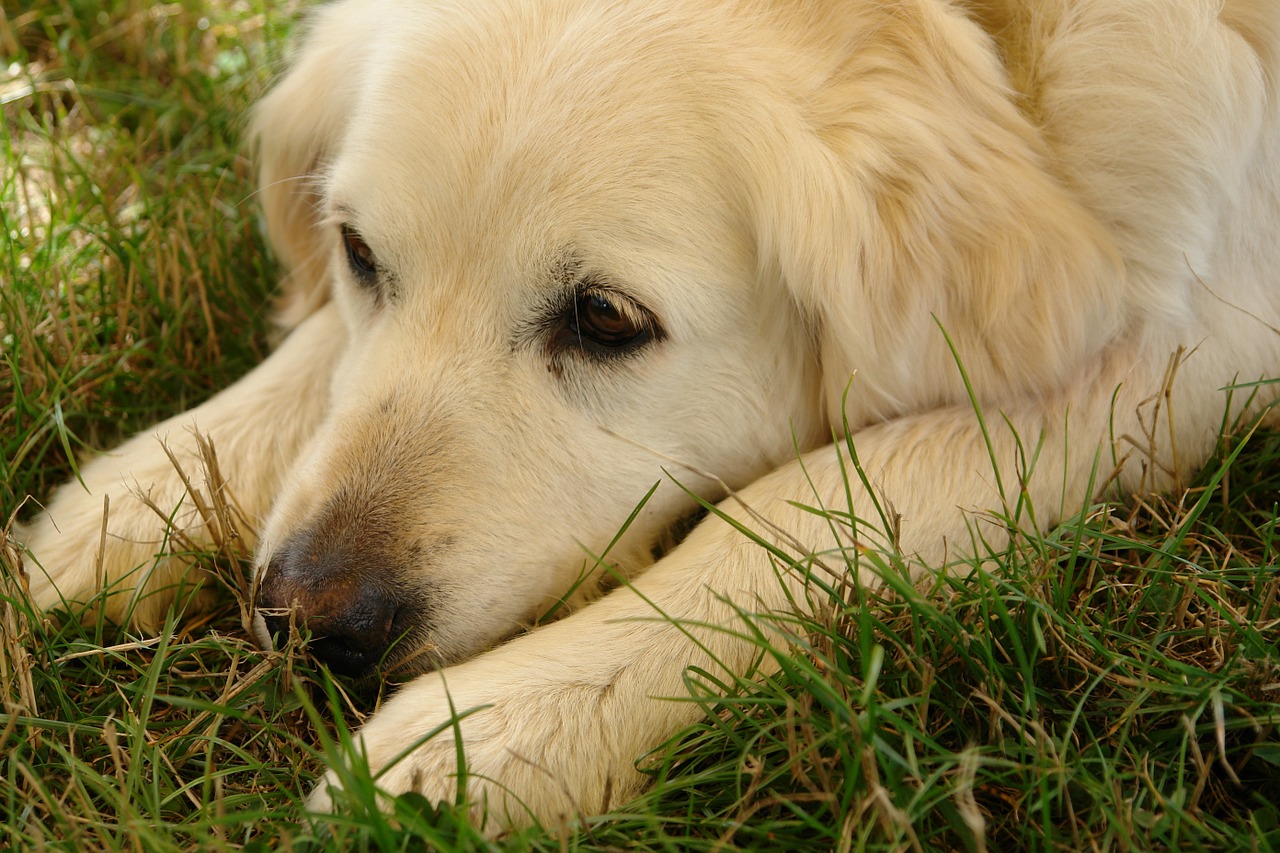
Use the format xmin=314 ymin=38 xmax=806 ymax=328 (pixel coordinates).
xmin=749 ymin=1 xmax=1126 ymax=426
xmin=250 ymin=4 xmax=370 ymax=327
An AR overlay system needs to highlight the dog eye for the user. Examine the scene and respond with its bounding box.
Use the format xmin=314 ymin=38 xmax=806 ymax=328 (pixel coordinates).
xmin=570 ymin=290 xmax=659 ymax=354
xmin=341 ymin=224 xmax=378 ymax=281
xmin=578 ymin=294 xmax=636 ymax=344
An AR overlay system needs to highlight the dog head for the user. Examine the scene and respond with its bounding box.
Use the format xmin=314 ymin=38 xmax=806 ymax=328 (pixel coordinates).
xmin=249 ymin=0 xmax=1121 ymax=676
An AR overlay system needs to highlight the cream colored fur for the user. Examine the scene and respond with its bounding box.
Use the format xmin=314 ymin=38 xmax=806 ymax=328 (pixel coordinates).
xmin=19 ymin=0 xmax=1280 ymax=832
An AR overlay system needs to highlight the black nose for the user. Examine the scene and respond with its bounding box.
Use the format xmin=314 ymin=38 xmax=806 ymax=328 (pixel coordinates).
xmin=256 ymin=533 xmax=403 ymax=677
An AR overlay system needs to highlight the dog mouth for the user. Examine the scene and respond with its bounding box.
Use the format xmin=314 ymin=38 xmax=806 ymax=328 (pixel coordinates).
xmin=251 ymin=600 xmax=439 ymax=679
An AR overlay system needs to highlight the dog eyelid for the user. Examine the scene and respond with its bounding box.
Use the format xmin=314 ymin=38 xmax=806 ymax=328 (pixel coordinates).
xmin=340 ymin=223 xmax=379 ymax=284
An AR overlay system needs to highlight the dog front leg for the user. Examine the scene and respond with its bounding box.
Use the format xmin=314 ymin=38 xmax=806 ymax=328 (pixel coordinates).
xmin=17 ymin=303 xmax=346 ymax=629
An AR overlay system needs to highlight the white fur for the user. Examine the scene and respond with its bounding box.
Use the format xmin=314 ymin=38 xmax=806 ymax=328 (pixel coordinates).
xmin=20 ymin=0 xmax=1280 ymax=833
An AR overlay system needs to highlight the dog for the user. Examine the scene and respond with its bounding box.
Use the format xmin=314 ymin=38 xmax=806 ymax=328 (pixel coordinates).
xmin=19 ymin=0 xmax=1280 ymax=832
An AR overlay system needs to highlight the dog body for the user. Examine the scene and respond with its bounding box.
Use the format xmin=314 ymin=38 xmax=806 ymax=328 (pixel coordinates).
xmin=21 ymin=0 xmax=1280 ymax=829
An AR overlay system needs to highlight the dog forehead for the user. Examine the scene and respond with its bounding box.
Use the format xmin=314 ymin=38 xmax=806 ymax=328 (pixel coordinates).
xmin=327 ymin=0 xmax=746 ymax=230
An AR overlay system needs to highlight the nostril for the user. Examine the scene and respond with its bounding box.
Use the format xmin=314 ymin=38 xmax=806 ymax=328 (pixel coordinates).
xmin=305 ymin=594 xmax=401 ymax=677
xmin=255 ymin=537 xmax=405 ymax=677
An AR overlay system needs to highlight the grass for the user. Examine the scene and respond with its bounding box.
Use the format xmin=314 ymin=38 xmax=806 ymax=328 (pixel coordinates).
xmin=2 ymin=1 xmax=1279 ymax=850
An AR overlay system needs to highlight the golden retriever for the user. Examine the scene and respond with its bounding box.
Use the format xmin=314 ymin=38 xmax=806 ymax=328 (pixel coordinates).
xmin=20 ymin=0 xmax=1280 ymax=832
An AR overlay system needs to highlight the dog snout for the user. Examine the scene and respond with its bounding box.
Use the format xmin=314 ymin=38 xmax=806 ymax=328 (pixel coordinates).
xmin=256 ymin=535 xmax=404 ymax=677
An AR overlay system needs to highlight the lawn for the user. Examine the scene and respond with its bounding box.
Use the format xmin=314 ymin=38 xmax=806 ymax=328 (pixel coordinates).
xmin=2 ymin=1 xmax=1278 ymax=850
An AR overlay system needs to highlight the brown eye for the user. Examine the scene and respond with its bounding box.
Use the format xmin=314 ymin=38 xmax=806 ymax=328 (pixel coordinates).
xmin=578 ymin=294 xmax=634 ymax=343
xmin=572 ymin=291 xmax=657 ymax=352
xmin=341 ymin=224 xmax=377 ymax=281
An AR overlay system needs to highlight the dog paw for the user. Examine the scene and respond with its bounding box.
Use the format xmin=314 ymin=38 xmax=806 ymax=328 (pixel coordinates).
xmin=309 ymin=651 xmax=651 ymax=833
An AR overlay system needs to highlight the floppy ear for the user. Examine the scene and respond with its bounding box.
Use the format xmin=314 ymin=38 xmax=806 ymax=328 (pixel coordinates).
xmin=250 ymin=2 xmax=370 ymax=328
xmin=749 ymin=0 xmax=1126 ymax=425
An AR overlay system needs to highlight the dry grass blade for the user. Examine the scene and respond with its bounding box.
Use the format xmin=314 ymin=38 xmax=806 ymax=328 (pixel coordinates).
xmin=0 ymin=510 xmax=39 ymax=717
xmin=132 ymin=430 xmax=260 ymax=634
